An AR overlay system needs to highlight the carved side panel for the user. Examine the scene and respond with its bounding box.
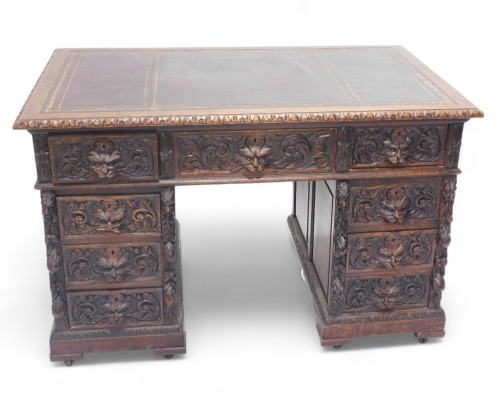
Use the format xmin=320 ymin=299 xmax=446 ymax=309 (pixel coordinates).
xmin=160 ymin=187 xmax=181 ymax=326
xmin=345 ymin=275 xmax=429 ymax=312
xmin=33 ymin=133 xmax=52 ymax=183
xmin=430 ymin=176 xmax=457 ymax=309
xmin=41 ymin=191 xmax=68 ymax=330
xmin=445 ymin=123 xmax=463 ymax=169
xmin=67 ymin=288 xmax=164 ymax=329
xmin=350 ymin=182 xmax=440 ymax=229
xmin=49 ymin=134 xmax=158 ymax=183
xmin=328 ymin=182 xmax=349 ymax=315
xmin=63 ymin=243 xmax=161 ymax=285
xmin=347 ymin=230 xmax=436 ymax=271
xmin=349 ymin=125 xmax=446 ymax=169
xmin=175 ymin=130 xmax=333 ymax=177
xmin=57 ymin=195 xmax=160 ymax=240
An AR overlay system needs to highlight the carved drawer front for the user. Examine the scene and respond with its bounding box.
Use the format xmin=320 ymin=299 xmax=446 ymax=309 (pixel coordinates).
xmin=48 ymin=134 xmax=159 ymax=183
xmin=336 ymin=125 xmax=447 ymax=172
xmin=344 ymin=275 xmax=430 ymax=313
xmin=57 ymin=194 xmax=161 ymax=242
xmin=67 ymin=288 xmax=164 ymax=330
xmin=349 ymin=181 xmax=440 ymax=232
xmin=63 ymin=242 xmax=162 ymax=288
xmin=174 ymin=129 xmax=334 ymax=177
xmin=346 ymin=230 xmax=436 ymax=273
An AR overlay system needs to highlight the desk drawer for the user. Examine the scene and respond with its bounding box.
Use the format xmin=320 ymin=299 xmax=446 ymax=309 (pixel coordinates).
xmin=63 ymin=242 xmax=162 ymax=288
xmin=57 ymin=194 xmax=161 ymax=243
xmin=337 ymin=125 xmax=447 ymax=171
xmin=49 ymin=134 xmax=159 ymax=183
xmin=67 ymin=288 xmax=164 ymax=330
xmin=349 ymin=180 xmax=440 ymax=232
xmin=174 ymin=129 xmax=334 ymax=178
xmin=344 ymin=275 xmax=430 ymax=313
xmin=346 ymin=229 xmax=436 ymax=274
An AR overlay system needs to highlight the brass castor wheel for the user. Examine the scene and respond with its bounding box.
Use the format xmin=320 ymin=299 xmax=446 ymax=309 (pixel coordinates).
xmin=333 ymin=345 xmax=343 ymax=349
xmin=164 ymin=354 xmax=174 ymax=359
xmin=418 ymin=337 xmax=428 ymax=344
xmin=64 ymin=360 xmax=73 ymax=367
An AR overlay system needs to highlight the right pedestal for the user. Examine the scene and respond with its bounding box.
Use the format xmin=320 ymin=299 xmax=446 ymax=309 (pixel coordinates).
xmin=290 ymin=176 xmax=456 ymax=348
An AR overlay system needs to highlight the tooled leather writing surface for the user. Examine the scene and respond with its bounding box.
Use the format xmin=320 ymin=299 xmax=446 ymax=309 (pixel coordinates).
xmin=14 ymin=46 xmax=482 ymax=130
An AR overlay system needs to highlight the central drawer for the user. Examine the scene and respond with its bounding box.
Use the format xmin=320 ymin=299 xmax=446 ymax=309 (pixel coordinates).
xmin=57 ymin=194 xmax=161 ymax=243
xmin=173 ymin=128 xmax=335 ymax=178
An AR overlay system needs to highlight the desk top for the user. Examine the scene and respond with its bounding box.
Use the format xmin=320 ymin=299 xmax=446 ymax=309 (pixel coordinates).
xmin=14 ymin=46 xmax=482 ymax=130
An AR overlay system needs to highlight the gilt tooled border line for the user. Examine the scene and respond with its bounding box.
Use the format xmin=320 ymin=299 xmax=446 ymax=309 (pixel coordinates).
xmin=14 ymin=108 xmax=484 ymax=130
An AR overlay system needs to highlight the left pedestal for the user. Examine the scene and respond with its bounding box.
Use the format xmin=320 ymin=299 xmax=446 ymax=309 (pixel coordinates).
xmin=40 ymin=186 xmax=186 ymax=365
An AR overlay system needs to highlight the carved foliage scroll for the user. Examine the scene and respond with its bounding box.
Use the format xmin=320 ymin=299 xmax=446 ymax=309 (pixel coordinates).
xmin=351 ymin=183 xmax=439 ymax=226
xmin=348 ymin=230 xmax=436 ymax=271
xmin=345 ymin=276 xmax=429 ymax=312
xmin=68 ymin=289 xmax=163 ymax=329
xmin=161 ymin=187 xmax=180 ymax=326
xmin=336 ymin=125 xmax=446 ymax=171
xmin=59 ymin=195 xmax=160 ymax=238
xmin=41 ymin=191 xmax=68 ymax=330
xmin=64 ymin=244 xmax=161 ymax=284
xmin=328 ymin=182 xmax=349 ymax=315
xmin=176 ymin=130 xmax=333 ymax=177
xmin=430 ymin=176 xmax=457 ymax=309
xmin=50 ymin=135 xmax=157 ymax=183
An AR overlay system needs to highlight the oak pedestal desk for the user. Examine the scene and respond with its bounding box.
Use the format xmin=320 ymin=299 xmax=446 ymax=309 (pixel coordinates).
xmin=13 ymin=47 xmax=482 ymax=365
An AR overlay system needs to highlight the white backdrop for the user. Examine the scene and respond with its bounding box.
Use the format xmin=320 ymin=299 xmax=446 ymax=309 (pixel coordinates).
xmin=0 ymin=1 xmax=497 ymax=395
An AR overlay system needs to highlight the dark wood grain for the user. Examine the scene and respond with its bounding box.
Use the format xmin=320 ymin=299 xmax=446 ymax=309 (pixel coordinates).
xmin=14 ymin=47 xmax=480 ymax=362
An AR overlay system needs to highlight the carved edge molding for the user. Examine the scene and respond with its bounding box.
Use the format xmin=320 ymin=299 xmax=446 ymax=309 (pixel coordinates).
xmin=160 ymin=187 xmax=181 ymax=326
xmin=430 ymin=176 xmax=456 ymax=309
xmin=328 ymin=181 xmax=349 ymax=315
xmin=14 ymin=109 xmax=484 ymax=130
xmin=33 ymin=133 xmax=52 ymax=183
xmin=41 ymin=191 xmax=69 ymax=331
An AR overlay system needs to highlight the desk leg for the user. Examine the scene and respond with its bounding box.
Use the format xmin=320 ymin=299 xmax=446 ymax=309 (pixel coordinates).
xmin=47 ymin=187 xmax=186 ymax=364
xmin=291 ymin=178 xmax=449 ymax=348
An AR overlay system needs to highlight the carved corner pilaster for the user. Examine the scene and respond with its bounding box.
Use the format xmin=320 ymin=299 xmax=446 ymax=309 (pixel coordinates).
xmin=160 ymin=187 xmax=180 ymax=325
xmin=445 ymin=123 xmax=463 ymax=169
xmin=430 ymin=176 xmax=457 ymax=309
xmin=41 ymin=191 xmax=68 ymax=330
xmin=336 ymin=127 xmax=351 ymax=173
xmin=33 ymin=133 xmax=52 ymax=183
xmin=159 ymin=130 xmax=174 ymax=179
xmin=328 ymin=181 xmax=350 ymax=315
